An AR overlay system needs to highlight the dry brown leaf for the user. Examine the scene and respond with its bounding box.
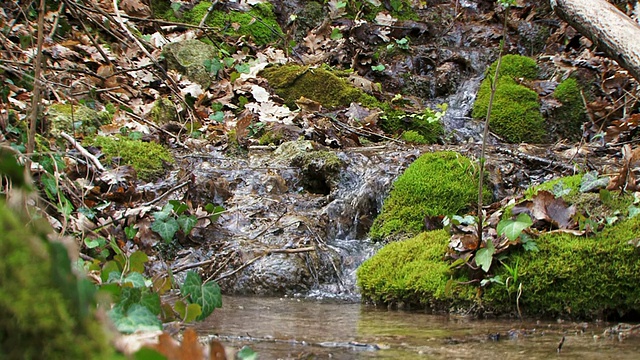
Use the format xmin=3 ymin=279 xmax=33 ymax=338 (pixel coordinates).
xmin=120 ymin=0 xmax=152 ymax=18
xmin=209 ymin=340 xmax=227 ymax=360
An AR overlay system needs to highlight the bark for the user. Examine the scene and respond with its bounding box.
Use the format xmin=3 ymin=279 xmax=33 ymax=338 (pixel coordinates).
xmin=551 ymin=0 xmax=640 ymax=81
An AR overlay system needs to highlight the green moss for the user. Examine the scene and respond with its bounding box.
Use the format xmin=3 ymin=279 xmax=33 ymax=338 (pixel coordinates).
xmin=90 ymin=136 xmax=174 ymax=181
xmin=401 ymin=130 xmax=427 ymax=144
xmin=260 ymin=64 xmax=366 ymax=109
xmin=369 ymin=151 xmax=487 ymax=240
xmin=47 ymin=103 xmax=110 ymax=136
xmin=524 ymin=174 xmax=584 ymax=199
xmin=149 ymin=97 xmax=179 ymax=125
xmin=357 ymin=230 xmax=476 ymax=308
xmin=552 ymin=78 xmax=587 ymax=140
xmin=473 ymin=78 xmax=545 ymax=143
xmin=171 ymin=1 xmax=282 ymax=46
xmin=484 ymin=216 xmax=640 ymax=318
xmin=0 ymin=201 xmax=112 ymax=359
xmin=380 ymin=109 xmax=444 ymax=144
xmin=473 ymin=55 xmax=545 ymax=143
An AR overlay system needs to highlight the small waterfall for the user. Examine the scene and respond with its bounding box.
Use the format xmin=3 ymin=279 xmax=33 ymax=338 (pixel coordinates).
xmin=442 ymin=76 xmax=486 ymax=143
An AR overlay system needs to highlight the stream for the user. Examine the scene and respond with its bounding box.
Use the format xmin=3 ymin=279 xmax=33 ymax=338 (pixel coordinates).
xmin=195 ymin=296 xmax=640 ymax=359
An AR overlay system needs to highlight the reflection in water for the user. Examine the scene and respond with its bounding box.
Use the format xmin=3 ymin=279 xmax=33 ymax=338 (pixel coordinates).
xmin=194 ymin=297 xmax=640 ymax=359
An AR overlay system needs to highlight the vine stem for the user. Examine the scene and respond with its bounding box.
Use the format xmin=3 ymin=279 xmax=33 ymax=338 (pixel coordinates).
xmin=27 ymin=0 xmax=47 ymax=166
xmin=477 ymin=4 xmax=510 ymax=247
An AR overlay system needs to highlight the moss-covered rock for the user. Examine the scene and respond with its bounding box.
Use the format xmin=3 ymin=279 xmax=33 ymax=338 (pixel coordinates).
xmin=47 ymin=103 xmax=110 ymax=136
xmin=149 ymin=97 xmax=179 ymax=125
xmin=162 ymin=39 xmax=218 ymax=88
xmin=369 ymin=151 xmax=485 ymax=240
xmin=90 ymin=136 xmax=174 ymax=181
xmin=483 ymin=216 xmax=640 ymax=319
xmin=357 ymin=230 xmax=477 ymax=309
xmin=472 ymin=55 xmax=546 ymax=143
xmin=260 ymin=64 xmax=366 ymax=109
xmin=551 ymin=78 xmax=587 ymax=141
xmin=359 ymin=173 xmax=640 ymax=319
xmin=158 ymin=1 xmax=283 ymax=46
xmin=0 ymin=201 xmax=112 ymax=359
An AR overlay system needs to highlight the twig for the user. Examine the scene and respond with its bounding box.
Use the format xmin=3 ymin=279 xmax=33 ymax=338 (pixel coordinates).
xmin=322 ymin=114 xmax=403 ymax=143
xmin=27 ymin=0 xmax=46 ymax=167
xmin=63 ymin=0 xmax=112 ymax=65
xmin=111 ymin=0 xmax=200 ymax=126
xmin=250 ymin=210 xmax=286 ymax=240
xmin=104 ymin=93 xmax=188 ymax=148
xmin=494 ymin=147 xmax=578 ymax=173
xmin=173 ymin=258 xmax=218 ymax=274
xmin=140 ymin=181 xmax=190 ymax=207
xmin=198 ymin=0 xmax=219 ymax=28
xmin=60 ymin=131 xmax=105 ymax=172
xmin=49 ymin=2 xmax=65 ymax=38
xmin=213 ymin=247 xmax=316 ymax=283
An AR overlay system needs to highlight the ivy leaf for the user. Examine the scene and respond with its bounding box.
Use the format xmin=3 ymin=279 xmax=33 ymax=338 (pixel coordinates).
xmin=177 ymin=215 xmax=197 ymax=234
xmin=205 ymin=203 xmax=225 ymax=222
xmin=125 ymin=225 xmax=138 ymax=240
xmin=209 ymin=111 xmax=225 ymax=123
xmin=580 ymin=170 xmax=610 ymax=193
xmin=174 ymin=300 xmax=202 ymax=323
xmin=109 ymin=304 xmax=162 ymax=334
xmin=124 ymin=272 xmax=147 ymax=288
xmin=140 ymin=292 xmax=161 ymax=316
xmin=475 ymin=240 xmax=495 ymax=273
xmin=237 ymin=346 xmax=258 ymax=360
xmin=330 ymin=27 xmax=343 ymax=40
xmin=169 ymin=200 xmax=188 ymax=215
xmin=181 ymin=271 xmax=222 ymax=320
xmin=129 ymin=251 xmax=149 ymax=273
xmin=153 ymin=203 xmax=174 ymax=222
xmin=235 ymin=63 xmax=251 ymax=74
xmin=151 ymin=216 xmax=179 ymax=243
xmin=497 ymin=213 xmax=533 ymax=241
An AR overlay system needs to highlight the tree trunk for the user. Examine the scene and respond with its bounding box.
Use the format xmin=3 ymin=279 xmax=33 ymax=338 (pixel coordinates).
xmin=551 ymin=0 xmax=640 ymax=81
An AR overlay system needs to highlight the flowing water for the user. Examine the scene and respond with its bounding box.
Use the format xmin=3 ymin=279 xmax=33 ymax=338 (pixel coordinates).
xmin=195 ymin=296 xmax=640 ymax=359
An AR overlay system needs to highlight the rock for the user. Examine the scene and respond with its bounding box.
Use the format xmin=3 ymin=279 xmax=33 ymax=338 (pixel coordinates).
xmin=163 ymin=39 xmax=218 ymax=88
xmin=46 ymin=103 xmax=110 ymax=136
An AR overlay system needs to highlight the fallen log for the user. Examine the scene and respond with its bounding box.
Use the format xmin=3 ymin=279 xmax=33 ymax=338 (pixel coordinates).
xmin=551 ymin=0 xmax=640 ymax=81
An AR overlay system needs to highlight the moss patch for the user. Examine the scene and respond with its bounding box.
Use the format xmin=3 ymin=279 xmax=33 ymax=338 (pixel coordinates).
xmin=90 ymin=136 xmax=174 ymax=181
xmin=47 ymin=103 xmax=110 ymax=136
xmin=381 ymin=109 xmax=444 ymax=144
xmin=149 ymin=97 xmax=179 ymax=125
xmin=472 ymin=55 xmax=545 ymax=143
xmin=369 ymin=151 xmax=485 ymax=240
xmin=551 ymin=78 xmax=587 ymax=141
xmin=260 ymin=64 xmax=366 ymax=109
xmin=160 ymin=1 xmax=283 ymax=46
xmin=0 ymin=201 xmax=112 ymax=359
xmin=357 ymin=230 xmax=476 ymax=309
xmin=484 ymin=216 xmax=640 ymax=319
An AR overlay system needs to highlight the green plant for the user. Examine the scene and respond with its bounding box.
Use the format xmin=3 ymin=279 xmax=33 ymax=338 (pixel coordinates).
xmin=151 ymin=200 xmax=223 ymax=243
xmin=369 ymin=151 xmax=488 ymax=240
xmin=89 ymin=135 xmax=174 ymax=181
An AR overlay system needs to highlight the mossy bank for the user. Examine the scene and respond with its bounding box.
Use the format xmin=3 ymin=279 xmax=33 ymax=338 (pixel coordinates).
xmin=369 ymin=151 xmax=487 ymax=241
xmin=359 ymin=174 xmax=640 ymax=319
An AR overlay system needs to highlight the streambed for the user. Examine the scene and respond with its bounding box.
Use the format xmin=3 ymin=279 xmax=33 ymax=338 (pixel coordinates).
xmin=194 ymin=296 xmax=640 ymax=359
